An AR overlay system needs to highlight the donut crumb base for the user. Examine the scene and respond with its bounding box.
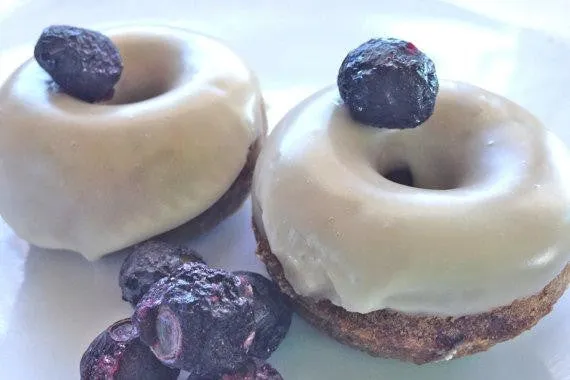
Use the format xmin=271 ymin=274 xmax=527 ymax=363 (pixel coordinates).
xmin=252 ymin=219 xmax=569 ymax=364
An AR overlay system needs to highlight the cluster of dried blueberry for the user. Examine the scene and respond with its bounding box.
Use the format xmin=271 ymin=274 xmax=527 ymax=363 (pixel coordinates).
xmin=34 ymin=25 xmax=123 ymax=102
xmin=81 ymin=241 xmax=291 ymax=379
xmin=337 ymin=38 xmax=439 ymax=129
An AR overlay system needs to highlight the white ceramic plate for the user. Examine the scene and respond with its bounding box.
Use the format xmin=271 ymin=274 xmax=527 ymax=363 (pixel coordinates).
xmin=0 ymin=1 xmax=569 ymax=379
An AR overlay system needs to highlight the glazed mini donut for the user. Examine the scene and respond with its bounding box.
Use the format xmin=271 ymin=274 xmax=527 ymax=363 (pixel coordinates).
xmin=252 ymin=81 xmax=570 ymax=362
xmin=0 ymin=26 xmax=266 ymax=260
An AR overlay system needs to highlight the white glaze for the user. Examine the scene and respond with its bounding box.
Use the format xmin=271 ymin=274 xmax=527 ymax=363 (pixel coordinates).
xmin=0 ymin=27 xmax=265 ymax=260
xmin=253 ymin=81 xmax=570 ymax=316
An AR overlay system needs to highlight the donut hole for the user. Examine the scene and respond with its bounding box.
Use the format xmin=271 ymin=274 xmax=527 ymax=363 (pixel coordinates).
xmin=381 ymin=164 xmax=459 ymax=190
xmin=107 ymin=78 xmax=173 ymax=105
xmin=383 ymin=166 xmax=415 ymax=187
xmin=104 ymin=35 xmax=187 ymax=105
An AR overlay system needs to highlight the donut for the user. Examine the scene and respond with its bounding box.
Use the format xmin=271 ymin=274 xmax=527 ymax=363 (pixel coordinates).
xmin=0 ymin=26 xmax=266 ymax=260
xmin=252 ymin=80 xmax=570 ymax=362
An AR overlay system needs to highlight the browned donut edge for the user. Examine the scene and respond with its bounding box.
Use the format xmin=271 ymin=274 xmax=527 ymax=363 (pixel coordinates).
xmin=252 ymin=217 xmax=569 ymax=364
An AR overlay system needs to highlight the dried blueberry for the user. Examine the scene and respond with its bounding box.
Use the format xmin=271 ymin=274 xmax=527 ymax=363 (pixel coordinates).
xmin=119 ymin=240 xmax=204 ymax=306
xmin=34 ymin=25 xmax=123 ymax=102
xmin=337 ymin=38 xmax=438 ymax=129
xmin=189 ymin=359 xmax=283 ymax=380
xmin=234 ymin=271 xmax=292 ymax=359
xmin=133 ymin=262 xmax=256 ymax=377
xmin=80 ymin=318 xmax=179 ymax=380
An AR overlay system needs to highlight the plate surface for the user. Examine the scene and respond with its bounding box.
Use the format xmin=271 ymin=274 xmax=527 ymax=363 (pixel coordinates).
xmin=0 ymin=1 xmax=569 ymax=379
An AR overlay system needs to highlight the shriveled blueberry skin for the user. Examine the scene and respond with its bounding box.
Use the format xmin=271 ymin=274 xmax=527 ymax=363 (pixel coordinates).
xmin=80 ymin=318 xmax=179 ymax=380
xmin=133 ymin=263 xmax=256 ymax=378
xmin=34 ymin=25 xmax=123 ymax=102
xmin=189 ymin=358 xmax=283 ymax=380
xmin=337 ymin=38 xmax=438 ymax=129
xmin=234 ymin=271 xmax=292 ymax=359
xmin=119 ymin=240 xmax=204 ymax=306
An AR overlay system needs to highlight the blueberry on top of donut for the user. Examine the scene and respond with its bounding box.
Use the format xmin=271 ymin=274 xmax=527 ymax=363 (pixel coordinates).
xmin=337 ymin=38 xmax=438 ymax=129
xmin=34 ymin=25 xmax=123 ymax=102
